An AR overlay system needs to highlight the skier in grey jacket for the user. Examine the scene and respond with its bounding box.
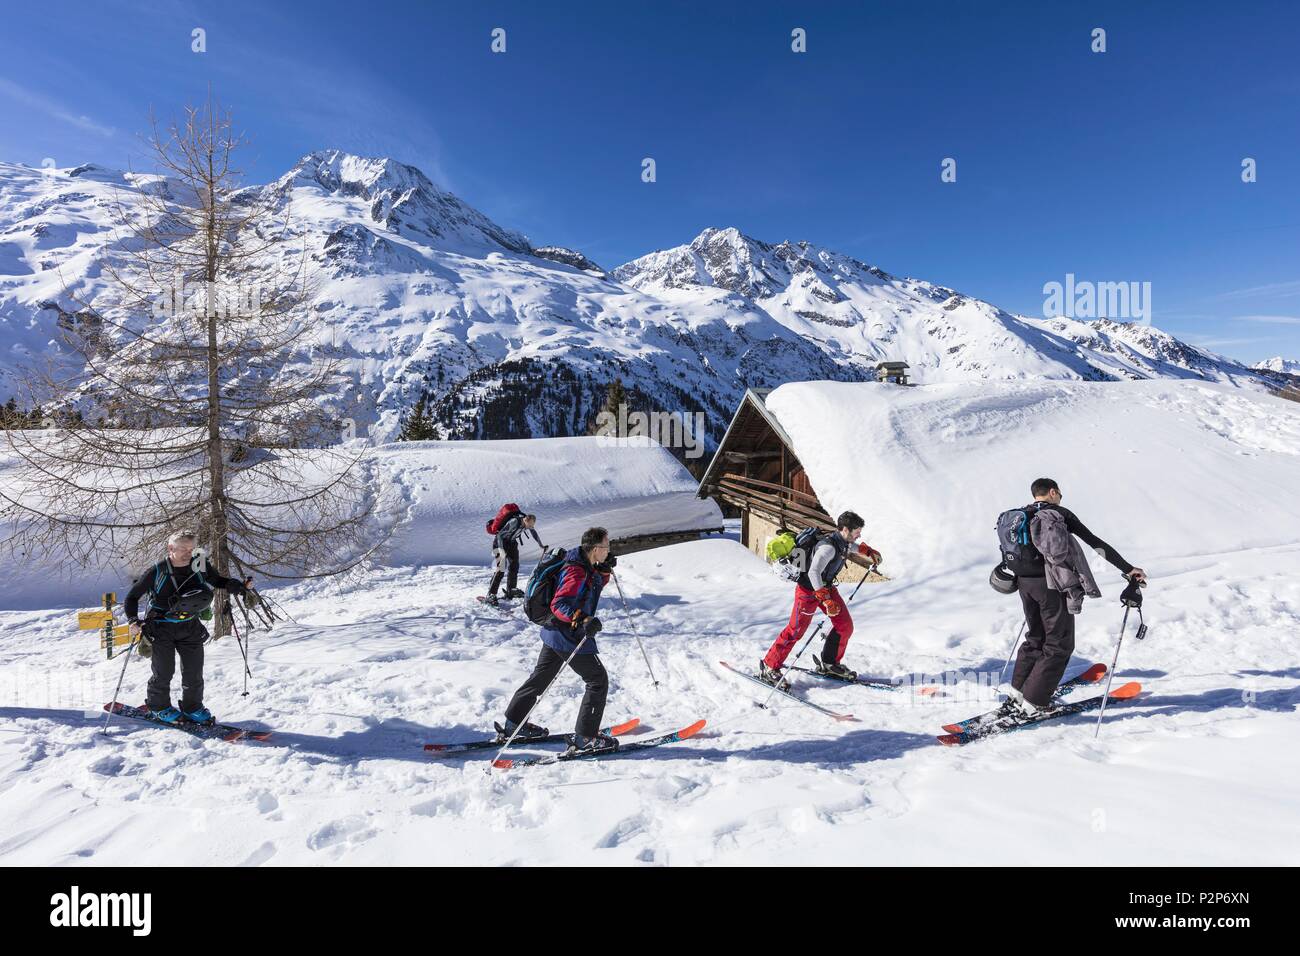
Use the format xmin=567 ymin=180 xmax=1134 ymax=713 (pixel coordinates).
xmin=1008 ymin=478 xmax=1146 ymax=714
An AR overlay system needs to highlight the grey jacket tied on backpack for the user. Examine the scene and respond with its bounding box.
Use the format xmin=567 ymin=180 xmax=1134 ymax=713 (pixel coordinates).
xmin=1030 ymin=508 xmax=1101 ymax=614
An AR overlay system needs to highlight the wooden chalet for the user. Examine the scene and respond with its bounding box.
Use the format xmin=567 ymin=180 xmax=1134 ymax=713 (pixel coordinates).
xmin=696 ymin=389 xmax=883 ymax=583
xmin=876 ymin=361 xmax=911 ymax=385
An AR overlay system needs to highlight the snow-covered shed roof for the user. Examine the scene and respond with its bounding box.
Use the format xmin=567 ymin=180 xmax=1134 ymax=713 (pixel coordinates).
xmin=374 ymin=435 xmax=724 ymax=566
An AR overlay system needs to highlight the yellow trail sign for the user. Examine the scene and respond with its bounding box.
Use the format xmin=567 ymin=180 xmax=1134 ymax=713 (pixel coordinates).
xmin=78 ymin=610 xmax=114 ymax=630
xmin=101 ymin=624 xmax=133 ymax=649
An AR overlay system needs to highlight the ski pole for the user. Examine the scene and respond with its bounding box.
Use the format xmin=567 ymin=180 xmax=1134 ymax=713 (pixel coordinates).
xmin=610 ymin=571 xmax=660 ymax=689
xmin=227 ymin=608 xmax=253 ymax=696
xmin=102 ymin=629 xmax=141 ymax=736
xmin=1094 ymin=577 xmax=1145 ymax=738
xmin=487 ymin=631 xmax=591 ymax=771
xmin=1000 ymin=621 xmax=1026 ymax=682
xmin=759 ymin=562 xmax=876 ymax=709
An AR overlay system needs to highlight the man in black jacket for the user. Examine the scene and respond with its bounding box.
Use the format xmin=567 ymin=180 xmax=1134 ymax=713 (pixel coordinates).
xmin=1008 ymin=478 xmax=1146 ymax=713
xmin=123 ymin=530 xmax=252 ymax=725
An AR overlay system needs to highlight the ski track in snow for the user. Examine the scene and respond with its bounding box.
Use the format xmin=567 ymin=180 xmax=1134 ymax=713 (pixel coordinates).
xmin=1 ymin=537 xmax=1297 ymax=866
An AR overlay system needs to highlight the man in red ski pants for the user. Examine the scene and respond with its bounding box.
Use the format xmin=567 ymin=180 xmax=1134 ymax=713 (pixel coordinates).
xmin=760 ymin=511 xmax=880 ymax=688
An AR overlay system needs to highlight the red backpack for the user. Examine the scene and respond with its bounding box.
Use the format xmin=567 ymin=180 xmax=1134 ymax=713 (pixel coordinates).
xmin=486 ymin=503 xmax=522 ymax=535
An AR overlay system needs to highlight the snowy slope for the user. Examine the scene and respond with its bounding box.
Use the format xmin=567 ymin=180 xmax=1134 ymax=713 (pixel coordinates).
xmin=373 ymin=435 xmax=722 ymax=566
xmin=0 ymin=378 xmax=1296 ymax=865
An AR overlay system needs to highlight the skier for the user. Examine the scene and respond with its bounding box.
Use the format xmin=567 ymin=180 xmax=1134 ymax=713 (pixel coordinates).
xmin=759 ymin=511 xmax=882 ymax=688
xmin=123 ymin=530 xmax=253 ymax=725
xmin=1003 ymin=478 xmax=1146 ymax=715
xmin=484 ymin=511 xmax=543 ymax=607
xmin=498 ymin=526 xmax=618 ymax=754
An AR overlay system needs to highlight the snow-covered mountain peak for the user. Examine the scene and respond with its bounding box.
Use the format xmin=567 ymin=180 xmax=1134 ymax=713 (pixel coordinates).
xmin=1254 ymin=355 xmax=1300 ymax=376
xmin=613 ymin=226 xmax=897 ymax=301
xmin=275 ymin=149 xmax=531 ymax=253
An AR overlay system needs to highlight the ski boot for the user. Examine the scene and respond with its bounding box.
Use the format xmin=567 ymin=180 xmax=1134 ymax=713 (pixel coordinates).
xmin=149 ymin=705 xmax=182 ymax=724
xmin=758 ymin=660 xmax=791 ymax=692
xmin=1013 ymin=693 xmax=1061 ymax=719
xmin=482 ymin=593 xmax=500 ymax=607
xmin=180 ymin=705 xmax=215 ymax=725
xmin=495 ymin=719 xmax=549 ymax=743
xmin=814 ymin=655 xmax=857 ymax=681
xmin=995 ymin=685 xmax=1025 ymax=717
xmin=567 ymin=732 xmax=619 ymax=755
xmin=504 ymin=588 xmax=525 ymax=600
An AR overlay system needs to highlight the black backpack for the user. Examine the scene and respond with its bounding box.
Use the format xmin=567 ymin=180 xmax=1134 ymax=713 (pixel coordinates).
xmin=996 ymin=504 xmax=1045 ymax=575
xmin=524 ymin=547 xmax=574 ymax=625
xmin=788 ymin=527 xmax=827 ymax=572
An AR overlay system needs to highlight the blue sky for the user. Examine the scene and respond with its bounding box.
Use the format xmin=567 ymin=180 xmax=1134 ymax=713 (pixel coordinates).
xmin=2 ymin=0 xmax=1298 ymax=363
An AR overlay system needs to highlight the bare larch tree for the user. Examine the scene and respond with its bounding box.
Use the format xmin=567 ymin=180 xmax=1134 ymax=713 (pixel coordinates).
xmin=0 ymin=96 xmax=380 ymax=629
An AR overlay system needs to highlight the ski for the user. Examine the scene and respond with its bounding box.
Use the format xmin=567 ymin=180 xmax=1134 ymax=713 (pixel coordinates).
xmin=103 ymin=702 xmax=272 ymax=743
xmin=936 ymin=681 xmax=1141 ymax=746
xmin=492 ymin=719 xmax=706 ymax=769
xmin=786 ymin=664 xmax=901 ymax=692
xmin=941 ymin=662 xmax=1108 ymax=734
xmin=719 ymin=661 xmax=858 ymax=722
xmin=425 ymin=717 xmax=640 ymax=754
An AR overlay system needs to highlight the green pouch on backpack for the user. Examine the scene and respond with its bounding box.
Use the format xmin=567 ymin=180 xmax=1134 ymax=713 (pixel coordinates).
xmin=765 ymin=531 xmax=797 ymax=563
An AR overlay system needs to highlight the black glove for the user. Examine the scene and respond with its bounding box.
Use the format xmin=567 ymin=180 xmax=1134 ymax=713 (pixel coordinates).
xmin=596 ymin=553 xmax=617 ymax=572
xmin=1120 ymin=576 xmax=1144 ymax=608
xmin=581 ymin=615 xmax=603 ymax=637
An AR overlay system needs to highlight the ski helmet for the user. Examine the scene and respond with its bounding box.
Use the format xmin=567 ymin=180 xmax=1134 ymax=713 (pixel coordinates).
xmin=989 ymin=563 xmax=1017 ymax=595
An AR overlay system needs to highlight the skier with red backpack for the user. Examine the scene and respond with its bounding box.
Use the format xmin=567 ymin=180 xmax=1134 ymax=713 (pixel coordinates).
xmin=759 ymin=511 xmax=882 ymax=690
xmin=482 ymin=503 xmax=544 ymax=607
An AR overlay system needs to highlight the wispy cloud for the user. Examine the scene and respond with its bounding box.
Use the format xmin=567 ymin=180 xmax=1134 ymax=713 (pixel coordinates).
xmin=1232 ymin=314 xmax=1300 ymax=325
xmin=1218 ymin=280 xmax=1300 ymax=299
xmin=0 ymin=76 xmax=117 ymax=137
xmin=1188 ymin=335 xmax=1269 ymax=348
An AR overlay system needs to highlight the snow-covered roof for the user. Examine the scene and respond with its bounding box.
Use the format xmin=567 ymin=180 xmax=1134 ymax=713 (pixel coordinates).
xmin=762 ymin=379 xmax=1300 ymax=580
xmin=696 ymin=388 xmax=797 ymax=494
xmin=374 ymin=435 xmax=723 ymax=566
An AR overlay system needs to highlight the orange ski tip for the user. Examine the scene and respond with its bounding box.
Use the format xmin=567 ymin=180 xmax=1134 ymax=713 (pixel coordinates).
xmin=1110 ymin=682 xmax=1142 ymax=700
xmin=834 ymin=714 xmax=859 ymax=723
xmin=491 ymin=759 xmax=513 ymax=770
xmin=610 ymin=718 xmax=640 ymax=736
xmin=937 ymin=734 xmax=962 ymax=746
xmin=424 ymin=743 xmax=447 ymax=752
xmin=941 ymin=723 xmax=962 ymax=734
xmin=920 ymin=686 xmax=940 ymax=697
xmin=677 ymin=719 xmax=707 ymax=740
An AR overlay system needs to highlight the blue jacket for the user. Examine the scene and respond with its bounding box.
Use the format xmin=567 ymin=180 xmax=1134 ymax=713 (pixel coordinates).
xmin=540 ymin=546 xmax=608 ymax=656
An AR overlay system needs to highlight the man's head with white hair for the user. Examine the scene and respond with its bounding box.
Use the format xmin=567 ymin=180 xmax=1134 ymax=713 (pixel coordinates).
xmin=166 ymin=530 xmax=199 ymax=567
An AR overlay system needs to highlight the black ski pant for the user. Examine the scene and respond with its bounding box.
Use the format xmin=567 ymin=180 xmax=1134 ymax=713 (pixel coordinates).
xmin=1011 ymin=576 xmax=1076 ymax=707
xmin=488 ymin=538 xmax=521 ymax=596
xmin=144 ymin=618 xmax=209 ymax=711
xmin=504 ymin=645 xmax=608 ymax=737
